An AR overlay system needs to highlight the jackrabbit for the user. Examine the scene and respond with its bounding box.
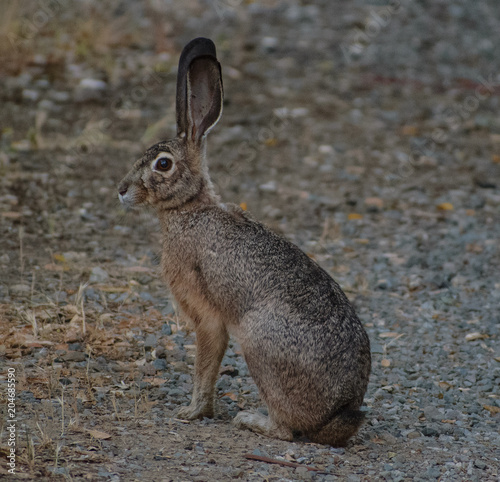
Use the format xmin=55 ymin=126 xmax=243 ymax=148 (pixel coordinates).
xmin=118 ymin=37 xmax=371 ymax=447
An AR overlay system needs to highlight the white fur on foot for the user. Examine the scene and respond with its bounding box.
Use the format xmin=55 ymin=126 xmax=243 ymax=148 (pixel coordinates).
xmin=177 ymin=403 xmax=213 ymax=420
xmin=234 ymin=410 xmax=293 ymax=441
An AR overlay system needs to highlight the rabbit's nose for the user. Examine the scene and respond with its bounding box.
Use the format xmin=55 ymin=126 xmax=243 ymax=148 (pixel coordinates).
xmin=117 ymin=181 xmax=128 ymax=196
xmin=118 ymin=185 xmax=129 ymax=204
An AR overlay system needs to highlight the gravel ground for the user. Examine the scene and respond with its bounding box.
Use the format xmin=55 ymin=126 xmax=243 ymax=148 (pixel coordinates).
xmin=0 ymin=1 xmax=499 ymax=480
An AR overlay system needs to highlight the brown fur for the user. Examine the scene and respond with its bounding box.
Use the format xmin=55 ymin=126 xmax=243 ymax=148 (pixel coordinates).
xmin=118 ymin=38 xmax=371 ymax=447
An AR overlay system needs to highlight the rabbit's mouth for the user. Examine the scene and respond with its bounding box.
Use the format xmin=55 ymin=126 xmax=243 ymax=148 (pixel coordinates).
xmin=118 ymin=191 xmax=134 ymax=210
xmin=118 ymin=191 xmax=130 ymax=207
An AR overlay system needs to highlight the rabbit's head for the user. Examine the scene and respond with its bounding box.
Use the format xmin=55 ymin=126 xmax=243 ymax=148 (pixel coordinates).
xmin=118 ymin=38 xmax=223 ymax=211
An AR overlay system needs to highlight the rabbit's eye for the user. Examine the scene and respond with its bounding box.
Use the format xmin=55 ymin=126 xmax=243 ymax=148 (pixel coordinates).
xmin=154 ymin=156 xmax=174 ymax=172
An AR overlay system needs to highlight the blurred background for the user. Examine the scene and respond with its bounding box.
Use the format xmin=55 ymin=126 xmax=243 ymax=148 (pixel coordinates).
xmin=1 ymin=0 xmax=499 ymax=300
xmin=0 ymin=1 xmax=499 ymax=479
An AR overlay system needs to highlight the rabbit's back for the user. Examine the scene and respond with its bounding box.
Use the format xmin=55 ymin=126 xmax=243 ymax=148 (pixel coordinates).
xmin=165 ymin=204 xmax=358 ymax=316
xmin=163 ymin=204 xmax=364 ymax=326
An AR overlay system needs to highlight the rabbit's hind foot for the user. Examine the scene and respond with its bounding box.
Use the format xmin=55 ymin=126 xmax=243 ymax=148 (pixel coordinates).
xmin=233 ymin=410 xmax=293 ymax=441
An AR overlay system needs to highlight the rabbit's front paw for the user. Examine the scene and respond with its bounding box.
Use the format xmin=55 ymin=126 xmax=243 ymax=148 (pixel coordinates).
xmin=177 ymin=402 xmax=214 ymax=420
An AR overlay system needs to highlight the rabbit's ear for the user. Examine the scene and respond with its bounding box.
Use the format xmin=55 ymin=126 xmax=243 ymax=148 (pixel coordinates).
xmin=176 ymin=38 xmax=223 ymax=142
xmin=186 ymin=57 xmax=223 ymax=142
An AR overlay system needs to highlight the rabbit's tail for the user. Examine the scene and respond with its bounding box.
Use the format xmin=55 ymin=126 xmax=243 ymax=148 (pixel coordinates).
xmin=306 ymin=408 xmax=366 ymax=447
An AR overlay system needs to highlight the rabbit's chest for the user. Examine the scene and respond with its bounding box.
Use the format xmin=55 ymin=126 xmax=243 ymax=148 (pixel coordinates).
xmin=161 ymin=250 xmax=235 ymax=327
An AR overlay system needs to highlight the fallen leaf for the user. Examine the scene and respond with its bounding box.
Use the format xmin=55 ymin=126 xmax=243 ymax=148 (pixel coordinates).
xmin=381 ymin=359 xmax=391 ymax=367
xmin=85 ymin=429 xmax=112 ymax=440
xmin=379 ymin=332 xmax=400 ymax=338
xmin=437 ymin=202 xmax=454 ymax=211
xmin=12 ymin=140 xmax=32 ymax=151
xmin=401 ymin=125 xmax=418 ymax=136
xmin=219 ymin=392 xmax=238 ymax=401
xmin=346 ymin=166 xmax=365 ymax=175
xmin=64 ymin=328 xmax=83 ymax=343
xmin=348 ymin=213 xmax=363 ymax=220
xmin=466 ymin=243 xmax=483 ymax=254
xmin=264 ymin=138 xmax=277 ymax=147
xmin=75 ymin=391 xmax=93 ymax=403
xmin=61 ymin=351 xmax=87 ymax=362
xmin=26 ymin=340 xmax=54 ymax=347
xmin=26 ymin=342 xmax=44 ymax=348
xmin=44 ymin=263 xmax=67 ymax=272
xmin=240 ymin=202 xmax=247 ymax=211
xmin=441 ymin=419 xmax=456 ymax=424
xmin=492 ymin=154 xmax=500 ymax=163
xmin=123 ymin=266 xmax=153 ymax=273
xmin=465 ymin=332 xmax=488 ymax=342
xmin=69 ymin=314 xmax=83 ymax=325
xmin=1 ymin=212 xmax=22 ymax=219
xmin=438 ymin=381 xmax=453 ymax=390
xmin=7 ymin=332 xmax=44 ymax=348
xmin=112 ymin=341 xmax=133 ymax=348
xmin=483 ymin=405 xmax=500 ymax=415
xmin=6 ymin=349 xmax=22 ymax=358
xmin=143 ymin=377 xmax=168 ymax=387
xmin=364 ymin=197 xmax=384 ymax=210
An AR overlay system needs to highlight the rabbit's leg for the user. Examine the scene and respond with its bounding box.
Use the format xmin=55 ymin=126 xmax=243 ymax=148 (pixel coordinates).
xmin=178 ymin=319 xmax=229 ymax=419
xmin=233 ymin=410 xmax=293 ymax=441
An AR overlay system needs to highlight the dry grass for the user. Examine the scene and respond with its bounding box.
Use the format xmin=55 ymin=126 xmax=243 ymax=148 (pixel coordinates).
xmin=0 ymin=0 xmax=179 ymax=76
xmin=0 ymin=268 xmax=174 ymax=477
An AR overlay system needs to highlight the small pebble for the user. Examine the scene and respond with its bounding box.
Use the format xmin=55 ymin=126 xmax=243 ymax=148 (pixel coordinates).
xmin=144 ymin=334 xmax=157 ymax=349
xmin=89 ymin=267 xmax=109 ymax=283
